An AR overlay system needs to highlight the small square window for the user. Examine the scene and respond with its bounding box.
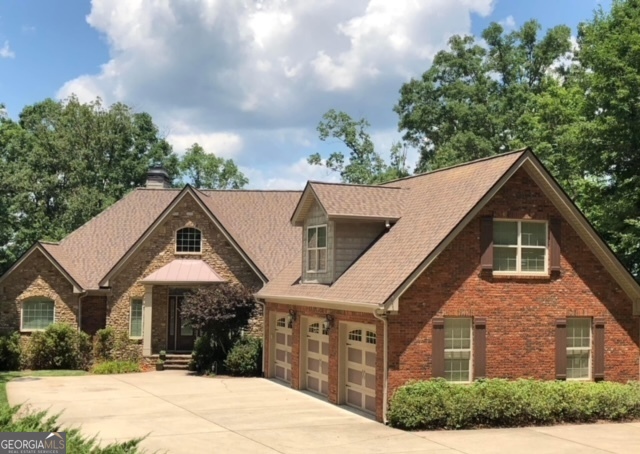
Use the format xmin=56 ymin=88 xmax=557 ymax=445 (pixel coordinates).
xmin=176 ymin=227 xmax=202 ymax=253
xmin=493 ymin=220 xmax=548 ymax=274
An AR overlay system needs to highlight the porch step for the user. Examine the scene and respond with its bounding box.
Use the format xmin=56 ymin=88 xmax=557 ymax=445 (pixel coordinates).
xmin=148 ymin=353 xmax=192 ymax=370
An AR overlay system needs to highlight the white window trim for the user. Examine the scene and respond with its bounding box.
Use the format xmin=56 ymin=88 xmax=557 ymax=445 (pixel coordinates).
xmin=444 ymin=317 xmax=473 ymax=384
xmin=566 ymin=317 xmax=592 ymax=381
xmin=306 ymin=224 xmax=328 ymax=273
xmin=129 ymin=298 xmax=144 ymax=339
xmin=20 ymin=298 xmax=56 ymax=332
xmin=175 ymin=227 xmax=203 ymax=255
xmin=493 ymin=219 xmax=549 ymax=276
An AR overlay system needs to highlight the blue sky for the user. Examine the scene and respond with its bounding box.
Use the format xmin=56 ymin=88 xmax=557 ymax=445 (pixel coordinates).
xmin=0 ymin=0 xmax=611 ymax=188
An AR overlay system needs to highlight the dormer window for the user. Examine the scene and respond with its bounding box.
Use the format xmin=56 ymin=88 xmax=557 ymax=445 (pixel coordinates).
xmin=176 ymin=227 xmax=202 ymax=253
xmin=307 ymin=225 xmax=327 ymax=272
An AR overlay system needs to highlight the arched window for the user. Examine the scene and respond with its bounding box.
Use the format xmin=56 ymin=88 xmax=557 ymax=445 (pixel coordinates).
xmin=176 ymin=227 xmax=202 ymax=253
xmin=21 ymin=298 xmax=55 ymax=331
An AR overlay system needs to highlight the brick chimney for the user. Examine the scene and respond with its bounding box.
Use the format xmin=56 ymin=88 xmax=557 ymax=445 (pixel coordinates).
xmin=146 ymin=164 xmax=172 ymax=189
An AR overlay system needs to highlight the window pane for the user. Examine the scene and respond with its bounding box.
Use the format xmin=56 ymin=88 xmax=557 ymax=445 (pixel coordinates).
xmin=317 ymin=226 xmax=327 ymax=248
xmin=318 ymin=249 xmax=327 ymax=271
xmin=307 ymin=227 xmax=317 ymax=248
xmin=567 ymin=318 xmax=591 ymax=348
xmin=445 ymin=352 xmax=471 ymax=382
xmin=22 ymin=299 xmax=54 ymax=330
xmin=130 ymin=300 xmax=143 ymax=337
xmin=522 ymin=222 xmax=547 ymax=247
xmin=176 ymin=228 xmax=202 ymax=253
xmin=444 ymin=319 xmax=471 ymax=350
xmin=494 ymin=247 xmax=517 ymax=271
xmin=522 ymin=248 xmax=546 ymax=272
xmin=567 ymin=351 xmax=590 ymax=379
xmin=308 ymin=249 xmax=317 ymax=271
xmin=494 ymin=221 xmax=517 ymax=245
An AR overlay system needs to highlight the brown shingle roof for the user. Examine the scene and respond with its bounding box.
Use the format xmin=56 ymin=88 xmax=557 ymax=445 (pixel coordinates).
xmin=257 ymin=151 xmax=526 ymax=306
xmin=309 ymin=182 xmax=405 ymax=219
xmin=39 ymin=188 xmax=301 ymax=289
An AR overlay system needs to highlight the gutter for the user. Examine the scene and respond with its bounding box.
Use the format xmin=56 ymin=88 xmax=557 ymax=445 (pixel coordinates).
xmin=372 ymin=307 xmax=389 ymax=424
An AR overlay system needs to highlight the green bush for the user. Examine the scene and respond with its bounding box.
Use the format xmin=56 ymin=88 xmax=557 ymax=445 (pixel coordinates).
xmin=25 ymin=324 xmax=92 ymax=370
xmin=388 ymin=379 xmax=640 ymax=430
xmin=0 ymin=332 xmax=21 ymax=371
xmin=92 ymin=361 xmax=141 ymax=375
xmin=0 ymin=404 xmax=142 ymax=452
xmin=224 ymin=337 xmax=262 ymax=377
xmin=192 ymin=333 xmax=224 ymax=374
xmin=93 ymin=328 xmax=142 ymax=364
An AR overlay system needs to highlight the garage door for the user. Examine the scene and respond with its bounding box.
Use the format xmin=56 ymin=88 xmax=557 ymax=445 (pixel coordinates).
xmin=273 ymin=314 xmax=292 ymax=383
xmin=304 ymin=318 xmax=329 ymax=396
xmin=344 ymin=324 xmax=377 ymax=414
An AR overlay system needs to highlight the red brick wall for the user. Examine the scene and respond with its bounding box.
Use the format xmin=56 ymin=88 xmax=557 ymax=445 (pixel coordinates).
xmin=80 ymin=295 xmax=107 ymax=335
xmin=264 ymin=302 xmax=385 ymax=421
xmin=388 ymin=168 xmax=639 ymax=397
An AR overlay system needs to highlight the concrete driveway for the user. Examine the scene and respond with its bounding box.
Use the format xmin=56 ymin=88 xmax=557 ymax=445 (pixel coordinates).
xmin=8 ymin=371 xmax=640 ymax=454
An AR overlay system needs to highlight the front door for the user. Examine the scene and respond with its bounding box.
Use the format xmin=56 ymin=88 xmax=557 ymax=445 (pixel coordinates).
xmin=168 ymin=290 xmax=195 ymax=351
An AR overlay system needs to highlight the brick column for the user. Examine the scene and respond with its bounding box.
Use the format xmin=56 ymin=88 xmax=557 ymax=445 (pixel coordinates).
xmin=142 ymin=284 xmax=153 ymax=356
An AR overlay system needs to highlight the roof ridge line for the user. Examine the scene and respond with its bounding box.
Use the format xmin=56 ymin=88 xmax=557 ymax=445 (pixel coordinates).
xmin=308 ymin=181 xmax=403 ymax=189
xmin=201 ymin=189 xmax=304 ymax=193
xmin=381 ymin=148 xmax=530 ymax=185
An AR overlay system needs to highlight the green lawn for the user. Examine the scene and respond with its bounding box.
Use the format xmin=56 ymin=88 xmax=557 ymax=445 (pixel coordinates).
xmin=0 ymin=370 xmax=87 ymax=406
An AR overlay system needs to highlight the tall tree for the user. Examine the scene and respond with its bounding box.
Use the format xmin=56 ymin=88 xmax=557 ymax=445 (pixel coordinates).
xmin=178 ymin=143 xmax=248 ymax=189
xmin=0 ymin=96 xmax=179 ymax=273
xmin=573 ymin=0 xmax=640 ymax=276
xmin=394 ymin=20 xmax=572 ymax=172
xmin=308 ymin=109 xmax=410 ymax=184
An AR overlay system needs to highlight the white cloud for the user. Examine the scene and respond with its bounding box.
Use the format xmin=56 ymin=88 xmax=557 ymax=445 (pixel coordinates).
xmin=499 ymin=15 xmax=516 ymax=30
xmin=58 ymin=0 xmax=495 ymax=185
xmin=0 ymin=41 xmax=15 ymax=58
xmin=244 ymin=158 xmax=341 ymax=190
xmin=167 ymin=131 xmax=243 ymax=158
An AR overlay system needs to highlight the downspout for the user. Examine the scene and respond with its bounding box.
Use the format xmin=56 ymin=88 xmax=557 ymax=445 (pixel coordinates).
xmin=373 ymin=307 xmax=389 ymax=424
xmin=78 ymin=291 xmax=88 ymax=332
xmin=256 ymin=298 xmax=267 ymax=377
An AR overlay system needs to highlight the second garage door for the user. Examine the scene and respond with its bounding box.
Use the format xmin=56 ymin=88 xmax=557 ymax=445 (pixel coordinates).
xmin=303 ymin=318 xmax=329 ymax=396
xmin=344 ymin=323 xmax=377 ymax=414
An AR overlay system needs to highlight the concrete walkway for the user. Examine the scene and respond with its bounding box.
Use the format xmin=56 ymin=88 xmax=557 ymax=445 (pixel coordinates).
xmin=7 ymin=371 xmax=640 ymax=453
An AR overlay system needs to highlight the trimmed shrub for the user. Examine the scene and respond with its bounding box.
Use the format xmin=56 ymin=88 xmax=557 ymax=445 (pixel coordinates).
xmin=224 ymin=337 xmax=262 ymax=377
xmin=0 ymin=404 xmax=143 ymax=452
xmin=192 ymin=333 xmax=224 ymax=374
xmin=0 ymin=332 xmax=21 ymax=371
xmin=93 ymin=328 xmax=141 ymax=364
xmin=388 ymin=379 xmax=640 ymax=430
xmin=25 ymin=324 xmax=92 ymax=370
xmin=92 ymin=361 xmax=141 ymax=375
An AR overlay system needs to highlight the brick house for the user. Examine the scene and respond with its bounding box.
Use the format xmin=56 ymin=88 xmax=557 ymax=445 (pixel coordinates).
xmin=0 ymin=166 xmax=301 ymax=356
xmin=1 ymin=148 xmax=639 ymax=423
xmin=256 ymin=149 xmax=640 ymax=422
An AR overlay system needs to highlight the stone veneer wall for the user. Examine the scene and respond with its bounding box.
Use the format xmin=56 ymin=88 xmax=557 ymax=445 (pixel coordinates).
xmin=0 ymin=250 xmax=78 ymax=337
xmin=107 ymin=193 xmax=264 ymax=354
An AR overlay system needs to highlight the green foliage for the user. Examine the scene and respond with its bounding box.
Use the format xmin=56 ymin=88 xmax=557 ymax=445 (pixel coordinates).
xmin=0 ymin=96 xmax=179 ymax=274
xmin=224 ymin=336 xmax=262 ymax=377
xmin=92 ymin=327 xmax=142 ymax=363
xmin=182 ymin=284 xmax=257 ymax=359
xmin=191 ymin=333 xmax=223 ymax=373
xmin=91 ymin=361 xmax=141 ymax=375
xmin=178 ymin=143 xmax=248 ymax=189
xmin=25 ymin=324 xmax=92 ymax=370
xmin=308 ymin=109 xmax=410 ymax=184
xmin=0 ymin=332 xmax=21 ymax=371
xmin=0 ymin=404 xmax=142 ymax=452
xmin=388 ymin=379 xmax=640 ymax=430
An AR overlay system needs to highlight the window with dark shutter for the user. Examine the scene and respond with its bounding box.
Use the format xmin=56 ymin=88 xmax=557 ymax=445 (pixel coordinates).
xmin=432 ymin=318 xmax=445 ymax=378
xmin=594 ymin=318 xmax=605 ymax=381
xmin=480 ymin=217 xmax=494 ymax=270
xmin=473 ymin=317 xmax=487 ymax=379
xmin=555 ymin=318 xmax=567 ymax=380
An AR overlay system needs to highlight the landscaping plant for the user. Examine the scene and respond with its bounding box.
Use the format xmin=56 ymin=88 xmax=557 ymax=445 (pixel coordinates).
xmin=0 ymin=332 xmax=21 ymax=371
xmin=388 ymin=378 xmax=640 ymax=430
xmin=224 ymin=336 xmax=262 ymax=377
xmin=25 ymin=324 xmax=92 ymax=370
xmin=91 ymin=361 xmax=141 ymax=375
